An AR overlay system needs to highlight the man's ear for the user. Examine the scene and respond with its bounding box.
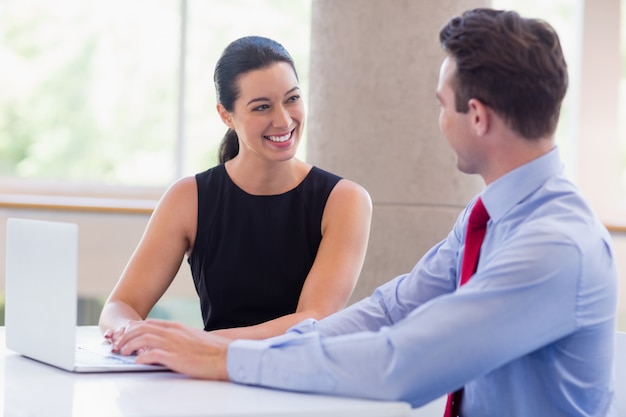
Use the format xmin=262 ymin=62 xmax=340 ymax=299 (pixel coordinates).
xmin=467 ymin=98 xmax=489 ymax=136
xmin=217 ymin=103 xmax=234 ymax=129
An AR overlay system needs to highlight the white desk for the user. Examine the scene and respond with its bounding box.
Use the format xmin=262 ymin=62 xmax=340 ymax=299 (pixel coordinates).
xmin=0 ymin=327 xmax=411 ymax=417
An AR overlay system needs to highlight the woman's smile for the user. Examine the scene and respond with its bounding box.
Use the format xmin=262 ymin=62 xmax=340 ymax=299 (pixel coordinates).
xmin=264 ymin=128 xmax=294 ymax=143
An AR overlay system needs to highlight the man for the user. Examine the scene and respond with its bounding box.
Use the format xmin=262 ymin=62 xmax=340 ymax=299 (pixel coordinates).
xmin=113 ymin=8 xmax=618 ymax=416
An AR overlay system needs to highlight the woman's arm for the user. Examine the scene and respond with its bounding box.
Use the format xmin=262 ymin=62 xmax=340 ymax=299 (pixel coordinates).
xmin=213 ymin=179 xmax=372 ymax=339
xmin=98 ymin=176 xmax=198 ymax=336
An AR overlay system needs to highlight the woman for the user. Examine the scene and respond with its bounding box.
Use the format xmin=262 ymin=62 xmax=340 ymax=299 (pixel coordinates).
xmin=99 ymin=36 xmax=372 ymax=341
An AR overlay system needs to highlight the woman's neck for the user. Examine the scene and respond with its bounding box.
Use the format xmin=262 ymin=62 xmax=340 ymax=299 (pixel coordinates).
xmin=224 ymin=157 xmax=311 ymax=195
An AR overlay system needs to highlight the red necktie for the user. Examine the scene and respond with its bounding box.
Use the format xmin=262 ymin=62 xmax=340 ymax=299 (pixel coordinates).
xmin=443 ymin=197 xmax=490 ymax=417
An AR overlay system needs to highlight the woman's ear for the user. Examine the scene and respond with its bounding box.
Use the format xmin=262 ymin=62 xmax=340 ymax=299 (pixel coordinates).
xmin=467 ymin=98 xmax=489 ymax=136
xmin=217 ymin=104 xmax=234 ymax=129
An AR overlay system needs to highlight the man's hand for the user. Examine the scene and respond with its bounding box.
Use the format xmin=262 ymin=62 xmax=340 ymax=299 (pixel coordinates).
xmin=112 ymin=319 xmax=232 ymax=381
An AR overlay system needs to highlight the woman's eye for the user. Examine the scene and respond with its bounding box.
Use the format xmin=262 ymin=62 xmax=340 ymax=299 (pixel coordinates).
xmin=286 ymin=94 xmax=300 ymax=103
xmin=252 ymin=104 xmax=270 ymax=111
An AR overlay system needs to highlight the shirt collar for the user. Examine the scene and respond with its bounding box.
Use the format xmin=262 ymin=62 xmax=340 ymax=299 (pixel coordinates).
xmin=480 ymin=147 xmax=564 ymax=223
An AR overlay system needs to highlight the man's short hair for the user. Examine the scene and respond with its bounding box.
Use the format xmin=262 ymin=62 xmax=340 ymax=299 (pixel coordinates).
xmin=440 ymin=8 xmax=568 ymax=139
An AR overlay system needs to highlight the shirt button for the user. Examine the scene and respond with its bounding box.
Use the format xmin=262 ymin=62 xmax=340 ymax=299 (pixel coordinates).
xmin=237 ymin=368 xmax=246 ymax=380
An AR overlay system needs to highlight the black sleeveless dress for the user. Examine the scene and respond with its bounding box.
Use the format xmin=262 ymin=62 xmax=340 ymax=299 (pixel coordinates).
xmin=188 ymin=165 xmax=341 ymax=331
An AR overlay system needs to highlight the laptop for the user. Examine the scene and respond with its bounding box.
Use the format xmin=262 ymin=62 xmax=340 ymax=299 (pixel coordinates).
xmin=4 ymin=217 xmax=169 ymax=372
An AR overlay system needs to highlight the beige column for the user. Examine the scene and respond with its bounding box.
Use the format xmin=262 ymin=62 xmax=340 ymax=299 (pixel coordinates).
xmin=307 ymin=0 xmax=487 ymax=302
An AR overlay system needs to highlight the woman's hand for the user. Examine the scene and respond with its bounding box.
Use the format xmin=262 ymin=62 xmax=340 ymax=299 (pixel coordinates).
xmin=112 ymin=319 xmax=232 ymax=381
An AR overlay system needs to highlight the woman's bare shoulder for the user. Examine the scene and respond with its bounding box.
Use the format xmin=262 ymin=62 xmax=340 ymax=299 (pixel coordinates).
xmin=331 ymin=178 xmax=371 ymax=206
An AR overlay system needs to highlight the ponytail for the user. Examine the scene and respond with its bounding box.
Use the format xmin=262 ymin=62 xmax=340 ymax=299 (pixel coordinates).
xmin=218 ymin=128 xmax=239 ymax=164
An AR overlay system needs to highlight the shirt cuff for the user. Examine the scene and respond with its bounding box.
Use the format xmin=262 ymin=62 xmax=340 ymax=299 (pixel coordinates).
xmin=286 ymin=318 xmax=318 ymax=334
xmin=227 ymin=333 xmax=298 ymax=384
xmin=227 ymin=339 xmax=263 ymax=384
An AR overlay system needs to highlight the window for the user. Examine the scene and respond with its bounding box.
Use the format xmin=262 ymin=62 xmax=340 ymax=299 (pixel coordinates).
xmin=0 ymin=0 xmax=312 ymax=327
xmin=0 ymin=0 xmax=311 ymax=189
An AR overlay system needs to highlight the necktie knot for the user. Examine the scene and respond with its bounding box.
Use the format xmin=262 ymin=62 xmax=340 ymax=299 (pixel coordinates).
xmin=468 ymin=197 xmax=489 ymax=227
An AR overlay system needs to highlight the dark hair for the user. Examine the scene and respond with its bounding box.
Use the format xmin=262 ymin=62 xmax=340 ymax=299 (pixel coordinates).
xmin=214 ymin=36 xmax=298 ymax=163
xmin=439 ymin=8 xmax=568 ymax=139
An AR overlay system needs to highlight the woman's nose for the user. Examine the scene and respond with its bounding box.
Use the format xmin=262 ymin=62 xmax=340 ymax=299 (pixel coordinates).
xmin=272 ymin=105 xmax=291 ymax=128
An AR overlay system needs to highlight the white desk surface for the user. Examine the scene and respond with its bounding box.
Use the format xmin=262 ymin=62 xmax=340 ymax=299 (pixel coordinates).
xmin=0 ymin=326 xmax=411 ymax=417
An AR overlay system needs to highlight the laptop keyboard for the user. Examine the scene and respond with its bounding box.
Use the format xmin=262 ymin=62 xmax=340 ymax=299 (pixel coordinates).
xmin=75 ymin=345 xmax=137 ymax=365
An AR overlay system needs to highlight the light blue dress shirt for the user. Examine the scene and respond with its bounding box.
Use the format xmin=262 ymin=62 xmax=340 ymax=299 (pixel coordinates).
xmin=227 ymin=148 xmax=618 ymax=417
